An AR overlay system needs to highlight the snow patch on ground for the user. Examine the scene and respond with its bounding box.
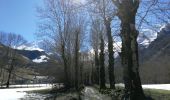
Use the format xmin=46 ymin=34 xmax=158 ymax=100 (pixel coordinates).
xmin=32 ymin=55 xmax=49 ymax=63
xmin=82 ymin=87 xmax=111 ymax=100
xmin=0 ymin=84 xmax=52 ymax=100
xmin=142 ymin=84 xmax=170 ymax=91
xmin=116 ymin=83 xmax=170 ymax=91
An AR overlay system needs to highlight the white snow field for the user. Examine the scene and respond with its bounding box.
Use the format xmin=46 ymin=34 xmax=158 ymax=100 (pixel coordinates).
xmin=142 ymin=84 xmax=170 ymax=91
xmin=116 ymin=83 xmax=170 ymax=91
xmin=0 ymin=84 xmax=52 ymax=100
xmin=32 ymin=55 xmax=49 ymax=63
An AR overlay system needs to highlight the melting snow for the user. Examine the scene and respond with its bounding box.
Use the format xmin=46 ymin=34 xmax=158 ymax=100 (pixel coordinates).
xmin=142 ymin=84 xmax=170 ymax=91
xmin=82 ymin=87 xmax=112 ymax=100
xmin=116 ymin=83 xmax=170 ymax=91
xmin=0 ymin=84 xmax=52 ymax=100
xmin=32 ymin=55 xmax=49 ymax=63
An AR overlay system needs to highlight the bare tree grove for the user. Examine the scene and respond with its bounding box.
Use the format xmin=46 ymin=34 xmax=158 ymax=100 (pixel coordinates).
xmin=36 ymin=0 xmax=170 ymax=99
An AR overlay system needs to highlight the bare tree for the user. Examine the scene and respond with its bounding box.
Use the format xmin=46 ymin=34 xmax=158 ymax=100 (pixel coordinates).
xmin=37 ymin=0 xmax=72 ymax=88
xmin=37 ymin=0 xmax=86 ymax=89
xmin=6 ymin=33 xmax=27 ymax=88
xmin=111 ymin=0 xmax=170 ymax=99
xmin=88 ymin=0 xmax=116 ymax=89
xmin=111 ymin=0 xmax=144 ymax=99
xmin=99 ymin=30 xmax=106 ymax=89
xmin=0 ymin=32 xmax=7 ymax=86
xmin=90 ymin=19 xmax=101 ymax=85
xmin=90 ymin=19 xmax=106 ymax=89
xmin=70 ymin=13 xmax=86 ymax=90
xmin=0 ymin=32 xmax=7 ymax=45
xmin=0 ymin=32 xmax=27 ymax=88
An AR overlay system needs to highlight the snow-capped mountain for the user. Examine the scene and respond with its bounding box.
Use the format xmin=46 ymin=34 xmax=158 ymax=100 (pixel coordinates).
xmin=17 ymin=41 xmax=44 ymax=52
xmin=158 ymin=23 xmax=170 ymax=37
xmin=138 ymin=29 xmax=158 ymax=48
xmin=140 ymin=23 xmax=170 ymax=59
xmin=32 ymin=55 xmax=49 ymax=63
xmin=16 ymin=49 xmax=50 ymax=63
xmin=137 ymin=23 xmax=170 ymax=83
xmin=16 ymin=41 xmax=51 ymax=64
xmin=137 ymin=24 xmax=170 ymax=48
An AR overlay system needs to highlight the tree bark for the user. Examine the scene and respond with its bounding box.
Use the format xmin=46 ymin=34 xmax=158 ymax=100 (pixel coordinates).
xmin=130 ymin=23 xmax=144 ymax=100
xmin=74 ymin=31 xmax=79 ymax=90
xmin=61 ymin=43 xmax=71 ymax=89
xmin=6 ymin=49 xmax=17 ymax=88
xmin=1 ymin=70 xmax=4 ymax=87
xmin=99 ymin=34 xmax=106 ymax=89
xmin=6 ymin=59 xmax=15 ymax=88
xmin=105 ymin=18 xmax=115 ymax=89
xmin=112 ymin=0 xmax=145 ymax=99
xmin=94 ymin=50 xmax=100 ymax=84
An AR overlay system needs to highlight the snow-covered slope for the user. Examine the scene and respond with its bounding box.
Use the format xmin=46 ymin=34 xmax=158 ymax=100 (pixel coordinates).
xmin=15 ymin=41 xmax=53 ymax=63
xmin=32 ymin=55 xmax=49 ymax=63
xmin=138 ymin=29 xmax=158 ymax=48
xmin=17 ymin=41 xmax=44 ymax=51
xmin=138 ymin=24 xmax=170 ymax=48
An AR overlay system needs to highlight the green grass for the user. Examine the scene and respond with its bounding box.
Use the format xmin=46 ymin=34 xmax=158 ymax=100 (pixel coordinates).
xmin=144 ymin=89 xmax=170 ymax=100
xmin=26 ymin=88 xmax=52 ymax=94
xmin=115 ymin=85 xmax=170 ymax=100
xmin=145 ymin=89 xmax=170 ymax=94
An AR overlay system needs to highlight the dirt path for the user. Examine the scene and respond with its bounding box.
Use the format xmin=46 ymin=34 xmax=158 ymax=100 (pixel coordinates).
xmin=81 ymin=87 xmax=112 ymax=100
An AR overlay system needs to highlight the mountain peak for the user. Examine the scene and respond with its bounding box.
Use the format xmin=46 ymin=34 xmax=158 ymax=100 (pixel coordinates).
xmin=17 ymin=41 xmax=44 ymax=52
xmin=158 ymin=23 xmax=170 ymax=37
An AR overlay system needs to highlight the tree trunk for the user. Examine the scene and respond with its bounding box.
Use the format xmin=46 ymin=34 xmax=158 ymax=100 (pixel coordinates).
xmin=105 ymin=19 xmax=115 ymax=89
xmin=80 ymin=63 xmax=83 ymax=85
xmin=6 ymin=50 xmax=16 ymax=88
xmin=130 ymin=23 xmax=145 ymax=100
xmin=75 ymin=32 xmax=79 ymax=90
xmin=0 ymin=66 xmax=2 ymax=79
xmin=61 ymin=43 xmax=71 ymax=89
xmin=99 ymin=35 xmax=106 ymax=89
xmin=112 ymin=0 xmax=145 ymax=99
xmin=121 ymin=22 xmax=134 ymax=99
xmin=1 ymin=70 xmax=4 ymax=87
xmin=120 ymin=15 xmax=145 ymax=100
xmin=6 ymin=63 xmax=14 ymax=88
xmin=94 ymin=50 xmax=100 ymax=84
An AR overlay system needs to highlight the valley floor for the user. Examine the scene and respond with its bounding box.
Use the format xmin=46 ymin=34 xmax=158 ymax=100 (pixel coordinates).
xmin=1 ymin=84 xmax=170 ymax=100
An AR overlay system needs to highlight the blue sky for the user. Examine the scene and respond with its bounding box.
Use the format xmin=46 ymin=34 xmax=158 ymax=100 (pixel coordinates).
xmin=0 ymin=0 xmax=43 ymax=42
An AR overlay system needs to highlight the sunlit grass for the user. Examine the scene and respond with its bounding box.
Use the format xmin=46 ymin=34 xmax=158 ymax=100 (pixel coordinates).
xmin=144 ymin=89 xmax=170 ymax=100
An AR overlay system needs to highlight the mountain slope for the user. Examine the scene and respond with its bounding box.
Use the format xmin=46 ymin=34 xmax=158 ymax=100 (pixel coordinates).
xmin=140 ymin=23 xmax=170 ymax=61
xmin=139 ymin=23 xmax=170 ymax=84
xmin=16 ymin=50 xmax=49 ymax=63
xmin=114 ymin=24 xmax=170 ymax=84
